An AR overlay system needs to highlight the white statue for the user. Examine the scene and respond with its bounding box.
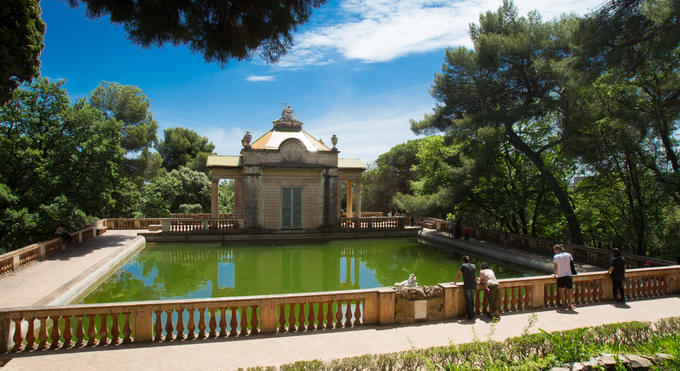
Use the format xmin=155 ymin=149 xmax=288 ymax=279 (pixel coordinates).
xmin=394 ymin=273 xmax=418 ymax=288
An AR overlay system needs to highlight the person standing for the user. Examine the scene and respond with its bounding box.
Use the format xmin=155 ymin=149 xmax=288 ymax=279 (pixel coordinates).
xmin=454 ymin=256 xmax=477 ymax=320
xmin=608 ymin=248 xmax=626 ymax=304
xmin=553 ymin=244 xmax=575 ymax=310
xmin=479 ymin=262 xmax=500 ymax=319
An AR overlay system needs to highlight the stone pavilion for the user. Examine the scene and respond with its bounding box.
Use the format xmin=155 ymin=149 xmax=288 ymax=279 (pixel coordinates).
xmin=206 ymin=106 xmax=366 ymax=230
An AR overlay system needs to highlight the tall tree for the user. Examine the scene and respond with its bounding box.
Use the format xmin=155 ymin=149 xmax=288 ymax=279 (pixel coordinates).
xmin=412 ymin=1 xmax=585 ymax=243
xmin=0 ymin=78 xmax=130 ymax=250
xmin=0 ymin=0 xmax=45 ymax=104
xmin=67 ymin=0 xmax=326 ymax=64
xmin=157 ymin=127 xmax=215 ymax=173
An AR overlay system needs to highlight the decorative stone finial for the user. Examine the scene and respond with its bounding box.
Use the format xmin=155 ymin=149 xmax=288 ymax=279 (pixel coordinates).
xmin=241 ymin=131 xmax=252 ymax=148
xmin=331 ymin=134 xmax=338 ymax=149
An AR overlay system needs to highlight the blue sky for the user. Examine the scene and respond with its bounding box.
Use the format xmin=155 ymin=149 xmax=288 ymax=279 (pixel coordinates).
xmin=39 ymin=0 xmax=603 ymax=164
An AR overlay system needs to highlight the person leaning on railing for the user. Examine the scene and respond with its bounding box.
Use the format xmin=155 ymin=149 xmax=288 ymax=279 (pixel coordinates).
xmin=553 ymin=243 xmax=575 ymax=310
xmin=608 ymin=248 xmax=626 ymax=304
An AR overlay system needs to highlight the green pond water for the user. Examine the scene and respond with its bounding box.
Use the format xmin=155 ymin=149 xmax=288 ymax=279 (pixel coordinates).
xmin=81 ymin=238 xmax=542 ymax=304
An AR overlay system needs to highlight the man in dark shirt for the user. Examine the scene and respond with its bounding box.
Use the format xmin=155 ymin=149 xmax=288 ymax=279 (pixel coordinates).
xmin=454 ymin=256 xmax=477 ymax=320
xmin=608 ymin=248 xmax=626 ymax=303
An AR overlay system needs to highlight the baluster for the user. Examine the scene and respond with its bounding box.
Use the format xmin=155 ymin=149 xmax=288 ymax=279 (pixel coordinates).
xmin=209 ymin=308 xmax=217 ymax=338
xmin=288 ymin=303 xmax=297 ymax=332
xmin=76 ymin=316 xmax=85 ymax=347
xmin=250 ymin=305 xmax=259 ymax=334
xmin=99 ymin=314 xmax=109 ymax=345
xmin=12 ymin=318 xmax=24 ymax=352
xmin=110 ymin=314 xmax=119 ymax=345
xmin=240 ymin=306 xmax=248 ymax=336
xmin=307 ymin=303 xmax=315 ymax=331
xmin=64 ymin=315 xmax=74 ymax=347
xmin=165 ymin=310 xmax=175 ymax=341
xmin=481 ymin=291 xmax=488 ymax=314
xmin=353 ymin=300 xmax=362 ymax=326
xmin=335 ymin=301 xmax=343 ymax=328
xmin=122 ymin=313 xmax=132 ymax=343
xmin=297 ymin=303 xmax=306 ymax=331
xmin=25 ymin=318 xmax=36 ymax=351
xmin=543 ymin=285 xmax=551 ymax=308
xmin=87 ymin=314 xmax=98 ymax=346
xmin=316 ymin=302 xmax=325 ymax=329
xmin=505 ymin=288 xmax=511 ymax=311
xmin=325 ymin=301 xmax=333 ymax=329
xmin=51 ymin=316 xmax=62 ymax=349
xmin=187 ymin=309 xmax=196 ymax=340
xmin=154 ymin=311 xmax=164 ymax=341
xmin=176 ymin=309 xmax=185 ymax=340
xmin=218 ymin=307 xmax=227 ymax=337
xmin=230 ymin=307 xmax=238 ymax=337
xmin=661 ymin=276 xmax=667 ymax=295
xmin=198 ymin=308 xmax=207 ymax=339
xmin=525 ymin=286 xmax=532 ymax=309
xmin=344 ymin=301 xmax=352 ymax=327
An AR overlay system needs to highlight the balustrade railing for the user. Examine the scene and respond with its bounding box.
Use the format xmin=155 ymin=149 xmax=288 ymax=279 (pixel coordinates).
xmin=104 ymin=218 xmax=162 ymax=230
xmin=0 ymin=223 xmax=105 ymax=277
xmin=417 ymin=217 xmax=674 ymax=268
xmin=163 ymin=218 xmax=241 ymax=232
xmin=0 ymin=289 xmax=379 ymax=354
xmin=338 ymin=217 xmax=404 ymax=231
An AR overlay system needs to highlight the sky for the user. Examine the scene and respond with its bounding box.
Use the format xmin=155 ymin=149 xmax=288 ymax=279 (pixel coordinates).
xmin=39 ymin=0 xmax=605 ymax=164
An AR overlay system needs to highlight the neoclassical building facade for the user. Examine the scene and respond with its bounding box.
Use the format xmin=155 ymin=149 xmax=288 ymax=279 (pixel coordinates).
xmin=207 ymin=106 xmax=366 ymax=230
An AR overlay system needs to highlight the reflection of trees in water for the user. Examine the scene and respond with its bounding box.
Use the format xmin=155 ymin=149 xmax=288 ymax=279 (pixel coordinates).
xmin=82 ymin=271 xmax=159 ymax=303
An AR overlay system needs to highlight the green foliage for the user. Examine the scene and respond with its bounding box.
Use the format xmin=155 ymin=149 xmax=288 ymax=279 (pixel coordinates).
xmin=219 ymin=180 xmax=235 ymax=214
xmin=0 ymin=0 xmax=45 ymax=104
xmin=157 ymin=127 xmax=215 ymax=173
xmin=178 ymin=204 xmax=203 ymax=214
xmin=137 ymin=167 xmax=211 ymax=217
xmin=0 ymin=78 xmax=130 ymax=250
xmin=268 ymin=318 xmax=680 ymax=370
xmin=67 ymin=0 xmax=325 ymax=64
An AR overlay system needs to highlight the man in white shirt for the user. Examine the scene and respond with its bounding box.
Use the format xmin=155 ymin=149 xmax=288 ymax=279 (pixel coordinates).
xmin=553 ymin=243 xmax=575 ymax=310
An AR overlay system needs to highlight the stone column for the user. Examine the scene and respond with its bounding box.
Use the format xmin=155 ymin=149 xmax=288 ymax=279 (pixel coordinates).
xmin=337 ymin=179 xmax=343 ymax=218
xmin=211 ymin=179 xmax=219 ymax=217
xmin=346 ymin=180 xmax=353 ymax=218
xmin=243 ymin=166 xmax=263 ymax=229
xmin=322 ymin=168 xmax=338 ymax=228
xmin=355 ymin=180 xmax=362 ymax=217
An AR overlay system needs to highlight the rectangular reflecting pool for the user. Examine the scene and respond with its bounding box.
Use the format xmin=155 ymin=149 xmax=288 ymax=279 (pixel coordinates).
xmin=81 ymin=238 xmax=542 ymax=303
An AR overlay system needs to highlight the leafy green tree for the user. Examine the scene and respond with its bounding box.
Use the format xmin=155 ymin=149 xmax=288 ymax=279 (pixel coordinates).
xmin=157 ymin=127 xmax=215 ymax=173
xmin=0 ymin=0 xmax=45 ymax=104
xmin=219 ymin=180 xmax=234 ymax=214
xmin=0 ymin=78 xmax=129 ymax=250
xmin=361 ymin=139 xmax=420 ymax=213
xmin=412 ymin=1 xmax=585 ymax=243
xmin=137 ymin=167 xmax=211 ymax=217
xmin=67 ymin=0 xmax=326 ymax=64
xmin=89 ymin=81 xmax=158 ymax=153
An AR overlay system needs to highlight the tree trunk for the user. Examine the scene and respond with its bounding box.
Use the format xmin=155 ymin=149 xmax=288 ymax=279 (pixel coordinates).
xmin=505 ymin=124 xmax=584 ymax=244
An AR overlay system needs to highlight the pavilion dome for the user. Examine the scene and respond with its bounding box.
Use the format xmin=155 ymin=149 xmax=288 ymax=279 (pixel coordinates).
xmin=250 ymin=105 xmax=331 ymax=152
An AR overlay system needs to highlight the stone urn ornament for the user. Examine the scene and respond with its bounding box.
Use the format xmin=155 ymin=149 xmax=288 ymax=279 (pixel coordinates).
xmin=331 ymin=134 xmax=338 ymax=149
xmin=241 ymin=131 xmax=252 ymax=148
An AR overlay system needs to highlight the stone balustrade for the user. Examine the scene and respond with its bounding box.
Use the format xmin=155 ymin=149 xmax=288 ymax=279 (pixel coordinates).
xmin=417 ymin=217 xmax=675 ymax=268
xmin=2 ymin=266 xmax=678 ymax=355
xmin=104 ymin=218 xmax=163 ymax=230
xmin=338 ymin=217 xmax=405 ymax=231
xmin=0 ymin=224 xmax=105 ymax=277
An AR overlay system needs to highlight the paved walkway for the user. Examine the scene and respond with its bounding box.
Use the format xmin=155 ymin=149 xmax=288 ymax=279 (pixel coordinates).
xmin=2 ymin=297 xmax=679 ymax=370
xmin=0 ymin=231 xmax=143 ymax=307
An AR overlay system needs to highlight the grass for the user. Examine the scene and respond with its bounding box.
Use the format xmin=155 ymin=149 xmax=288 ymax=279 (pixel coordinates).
xmin=240 ymin=317 xmax=680 ymax=370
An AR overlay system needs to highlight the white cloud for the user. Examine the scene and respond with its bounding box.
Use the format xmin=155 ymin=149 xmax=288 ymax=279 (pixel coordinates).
xmin=278 ymin=0 xmax=603 ymax=68
xmin=245 ymin=75 xmax=275 ymax=82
